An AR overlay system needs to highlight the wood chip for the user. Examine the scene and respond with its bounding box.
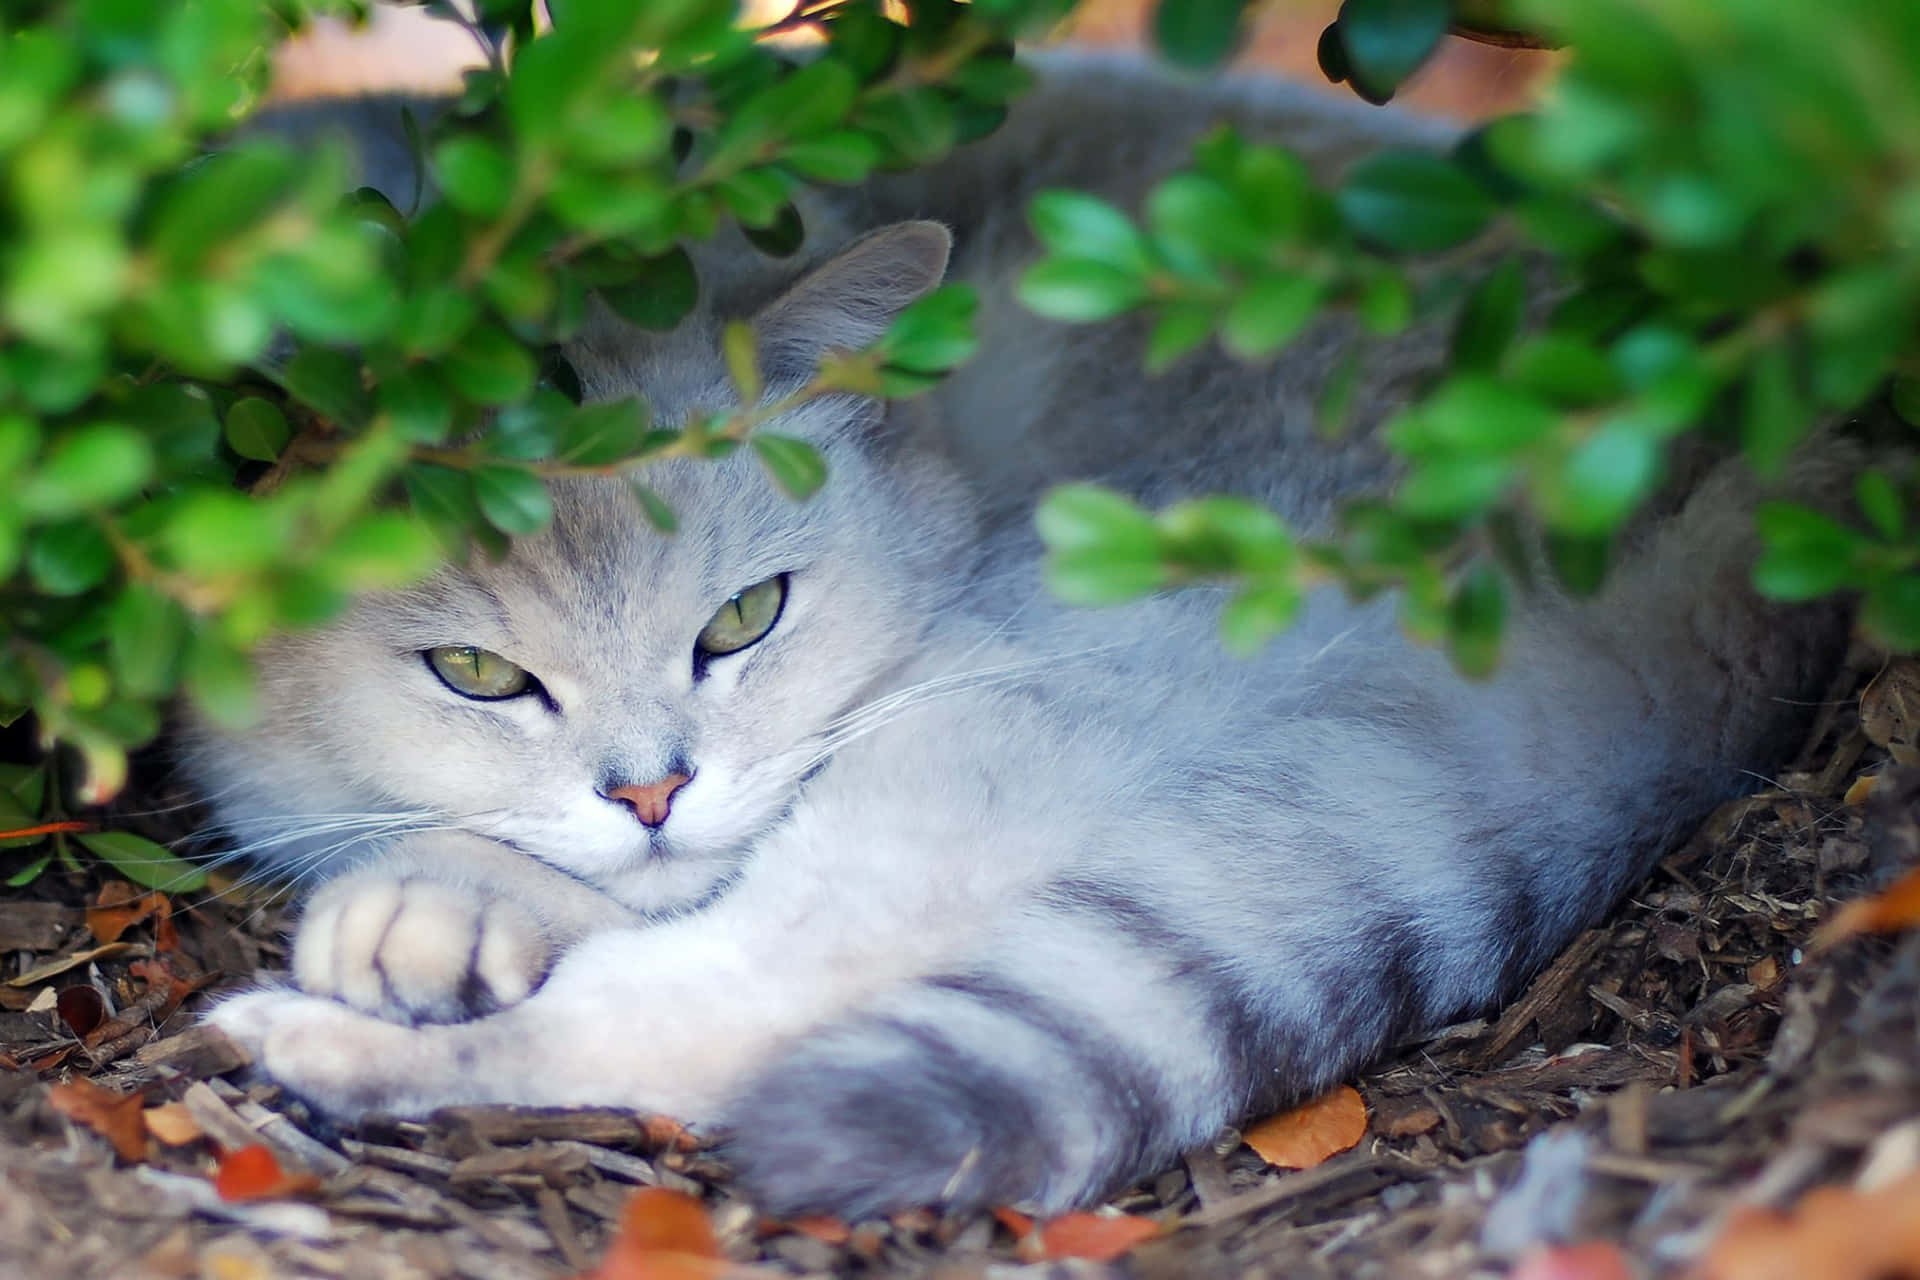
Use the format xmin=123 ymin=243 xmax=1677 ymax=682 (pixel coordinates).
xmin=1474 ymin=930 xmax=1610 ymax=1068
xmin=0 ymin=902 xmax=78 ymax=951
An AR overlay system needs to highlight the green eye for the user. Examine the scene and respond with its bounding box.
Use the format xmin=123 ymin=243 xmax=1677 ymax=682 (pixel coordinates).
xmin=695 ymin=574 xmax=788 ymax=659
xmin=425 ymin=646 xmax=532 ymax=700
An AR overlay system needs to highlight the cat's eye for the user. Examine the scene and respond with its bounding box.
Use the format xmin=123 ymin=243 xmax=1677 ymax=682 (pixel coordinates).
xmin=695 ymin=574 xmax=788 ymax=659
xmin=425 ymin=646 xmax=532 ymax=700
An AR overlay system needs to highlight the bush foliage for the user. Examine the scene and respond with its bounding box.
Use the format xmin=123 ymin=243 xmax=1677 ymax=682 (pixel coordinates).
xmin=2 ymin=0 xmax=1918 ymax=885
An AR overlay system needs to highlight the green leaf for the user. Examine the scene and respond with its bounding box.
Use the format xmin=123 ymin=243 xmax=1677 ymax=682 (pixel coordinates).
xmin=1450 ymin=258 xmax=1527 ymax=371
xmin=781 ymin=131 xmax=882 ymax=184
xmin=223 ymin=397 xmax=290 ymax=462
xmin=1862 ymin=575 xmax=1920 ymax=651
xmin=377 ymin=369 xmax=454 ymax=443
xmin=471 ymin=465 xmax=554 ymax=535
xmin=1336 ymin=0 xmax=1451 ymax=101
xmin=279 ymin=347 xmax=370 ymax=427
xmin=1147 ymin=173 xmax=1264 ymax=267
xmin=1752 ymin=502 xmax=1862 ymax=600
xmin=433 ymin=135 xmax=515 ymax=218
xmin=879 ymin=284 xmax=979 ymax=373
xmin=1146 ymin=303 xmax=1215 ymax=372
xmin=1856 ymin=469 xmax=1904 ymax=541
xmin=600 ymin=248 xmax=698 ymax=331
xmin=1337 ymin=150 xmax=1496 ymax=253
xmin=320 ymin=512 xmax=442 ymax=591
xmin=19 ymin=423 xmax=153 ymax=517
xmin=1222 ymin=273 xmax=1323 ymax=358
xmin=5 ymin=853 xmax=54 ymax=887
xmin=629 ymin=480 xmax=678 ymax=533
xmin=1740 ymin=347 xmax=1808 ymax=478
xmin=752 ymin=434 xmax=828 ymax=500
xmin=108 ymin=585 xmax=187 ymax=699
xmin=445 ymin=325 xmax=538 ymax=406
xmin=1507 ymin=334 xmax=1622 ymax=406
xmin=164 ymin=491 xmax=284 ymax=573
xmin=1017 ymin=258 xmax=1147 ymax=322
xmin=27 ymin=520 xmax=113 ymax=596
xmin=1536 ymin=424 xmax=1662 ymax=536
xmin=1153 ymin=0 xmax=1248 ymax=68
xmin=1446 ymin=562 xmax=1508 ymax=678
xmin=77 ymin=830 xmax=207 ymax=892
xmin=723 ymin=321 xmax=761 ymax=405
xmin=1036 ymin=484 xmax=1163 ymax=603
xmin=1029 ymin=190 xmax=1153 ymax=273
xmin=1396 ymin=456 xmax=1513 ymax=521
xmin=1220 ymin=582 xmax=1303 ymax=654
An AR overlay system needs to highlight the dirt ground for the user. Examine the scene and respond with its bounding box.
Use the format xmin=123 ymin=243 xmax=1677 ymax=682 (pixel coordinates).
xmin=3 ymin=640 xmax=1919 ymax=1280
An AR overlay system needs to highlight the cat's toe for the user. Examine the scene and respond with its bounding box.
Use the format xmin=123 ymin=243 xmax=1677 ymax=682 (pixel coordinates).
xmin=294 ymin=878 xmax=550 ymax=1024
xmin=207 ymin=988 xmax=459 ymax=1117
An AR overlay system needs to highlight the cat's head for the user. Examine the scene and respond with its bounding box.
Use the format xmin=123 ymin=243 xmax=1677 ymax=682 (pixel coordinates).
xmin=191 ymin=222 xmax=975 ymax=913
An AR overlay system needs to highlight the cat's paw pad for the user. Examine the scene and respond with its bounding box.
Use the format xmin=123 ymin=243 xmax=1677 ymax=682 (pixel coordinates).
xmin=293 ymin=878 xmax=550 ymax=1025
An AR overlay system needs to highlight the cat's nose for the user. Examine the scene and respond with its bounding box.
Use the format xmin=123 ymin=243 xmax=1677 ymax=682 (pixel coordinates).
xmin=604 ymin=772 xmax=692 ymax=828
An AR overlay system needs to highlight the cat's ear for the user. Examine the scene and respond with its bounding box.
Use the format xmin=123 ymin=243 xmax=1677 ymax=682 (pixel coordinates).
xmin=755 ymin=221 xmax=952 ymax=383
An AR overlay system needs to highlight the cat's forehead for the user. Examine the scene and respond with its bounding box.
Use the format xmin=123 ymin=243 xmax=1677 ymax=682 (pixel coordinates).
xmin=383 ymin=462 xmax=828 ymax=654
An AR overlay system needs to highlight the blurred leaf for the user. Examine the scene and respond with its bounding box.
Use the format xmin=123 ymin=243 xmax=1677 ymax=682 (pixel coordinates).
xmin=752 ymin=434 xmax=827 ymax=499
xmin=1030 ymin=190 xmax=1153 ymax=273
xmin=19 ymin=423 xmax=153 ymax=517
xmin=1153 ymin=0 xmax=1248 ymax=68
xmin=1222 ymin=274 xmax=1323 ymax=358
xmin=1450 ymin=258 xmax=1527 ymax=372
xmin=600 ymin=248 xmax=698 ymax=331
xmin=471 ymin=465 xmax=554 ymax=535
xmin=223 ymin=398 xmax=290 ymax=462
xmin=1018 ymin=259 xmax=1147 ymax=322
xmin=1447 ymin=562 xmax=1507 ymax=678
xmin=1337 ymin=150 xmax=1495 ymax=252
xmin=76 ymin=831 xmax=206 ymax=893
xmin=1335 ymin=0 xmax=1451 ymax=101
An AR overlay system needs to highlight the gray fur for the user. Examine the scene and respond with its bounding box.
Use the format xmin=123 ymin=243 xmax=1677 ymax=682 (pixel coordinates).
xmin=199 ymin=53 xmax=1846 ymax=1215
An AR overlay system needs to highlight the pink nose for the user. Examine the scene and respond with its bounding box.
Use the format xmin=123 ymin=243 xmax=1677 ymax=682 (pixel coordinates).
xmin=604 ymin=773 xmax=691 ymax=828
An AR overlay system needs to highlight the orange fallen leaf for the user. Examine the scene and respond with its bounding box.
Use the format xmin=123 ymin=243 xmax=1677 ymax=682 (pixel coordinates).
xmin=1689 ymin=1170 xmax=1920 ymax=1280
xmin=581 ymin=1187 xmax=728 ymax=1280
xmin=214 ymin=1145 xmax=321 ymax=1201
xmin=1812 ymin=866 xmax=1920 ymax=951
xmin=785 ymin=1216 xmax=850 ymax=1245
xmin=639 ymin=1113 xmax=701 ymax=1153
xmin=48 ymin=1078 xmax=149 ymax=1161
xmin=142 ymin=1101 xmax=204 ymax=1146
xmin=1511 ymin=1241 xmax=1636 ymax=1280
xmin=1038 ymin=1212 xmax=1162 ymax=1262
xmin=1242 ymin=1084 xmax=1368 ymax=1169
xmin=85 ymin=881 xmax=170 ymax=945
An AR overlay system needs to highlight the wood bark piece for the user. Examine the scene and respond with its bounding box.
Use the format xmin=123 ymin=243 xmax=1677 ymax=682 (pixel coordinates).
xmin=1474 ymin=930 xmax=1610 ymax=1068
xmin=0 ymin=902 xmax=78 ymax=951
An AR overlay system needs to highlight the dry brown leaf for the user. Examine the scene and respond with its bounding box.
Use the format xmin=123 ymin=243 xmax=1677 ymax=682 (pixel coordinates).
xmin=142 ymin=1101 xmax=204 ymax=1146
xmin=1037 ymin=1212 xmax=1162 ymax=1262
xmin=1812 ymin=866 xmax=1920 ymax=951
xmin=581 ymin=1187 xmax=729 ymax=1280
xmin=785 ymin=1216 xmax=850 ymax=1245
xmin=1242 ymin=1085 xmax=1368 ymax=1169
xmin=1510 ymin=1241 xmax=1636 ymax=1280
xmin=1860 ymin=659 xmax=1920 ymax=761
xmin=639 ymin=1114 xmax=701 ymax=1152
xmin=48 ymin=1078 xmax=149 ymax=1161
xmin=85 ymin=882 xmax=171 ymax=945
xmin=1842 ymin=771 xmax=1880 ymax=806
xmin=1689 ymin=1170 xmax=1920 ymax=1279
xmin=213 ymin=1145 xmax=321 ymax=1201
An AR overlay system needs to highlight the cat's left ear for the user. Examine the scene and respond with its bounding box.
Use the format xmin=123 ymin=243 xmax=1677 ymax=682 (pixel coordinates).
xmin=755 ymin=220 xmax=952 ymax=384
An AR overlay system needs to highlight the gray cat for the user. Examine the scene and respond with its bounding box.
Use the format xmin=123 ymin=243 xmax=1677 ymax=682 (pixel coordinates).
xmin=198 ymin=54 xmax=1845 ymax=1215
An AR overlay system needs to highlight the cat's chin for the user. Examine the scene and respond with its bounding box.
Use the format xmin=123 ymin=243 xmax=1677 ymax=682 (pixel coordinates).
xmin=595 ymin=844 xmax=750 ymax=919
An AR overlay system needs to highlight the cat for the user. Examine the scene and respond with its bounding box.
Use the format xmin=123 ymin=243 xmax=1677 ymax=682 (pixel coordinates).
xmin=198 ymin=52 xmax=1847 ymax=1216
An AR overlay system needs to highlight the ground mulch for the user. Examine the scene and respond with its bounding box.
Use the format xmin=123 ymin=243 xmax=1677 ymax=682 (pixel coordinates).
xmin=3 ymin=647 xmax=1918 ymax=1280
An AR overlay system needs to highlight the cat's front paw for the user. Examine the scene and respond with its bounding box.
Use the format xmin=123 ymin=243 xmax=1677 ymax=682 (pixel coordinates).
xmin=293 ymin=875 xmax=550 ymax=1025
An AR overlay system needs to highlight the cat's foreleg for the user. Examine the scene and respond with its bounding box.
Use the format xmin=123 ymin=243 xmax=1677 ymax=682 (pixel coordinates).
xmin=287 ymin=831 xmax=636 ymax=1025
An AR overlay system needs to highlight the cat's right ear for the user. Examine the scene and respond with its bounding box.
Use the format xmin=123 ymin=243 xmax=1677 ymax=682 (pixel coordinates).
xmin=754 ymin=221 xmax=952 ymax=385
